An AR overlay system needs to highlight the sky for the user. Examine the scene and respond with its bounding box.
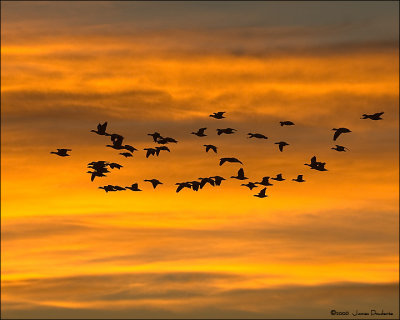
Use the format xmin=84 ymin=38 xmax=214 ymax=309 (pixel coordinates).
xmin=1 ymin=1 xmax=399 ymax=319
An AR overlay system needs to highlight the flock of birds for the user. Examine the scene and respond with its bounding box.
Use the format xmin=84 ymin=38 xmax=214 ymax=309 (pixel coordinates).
xmin=51 ymin=111 xmax=384 ymax=198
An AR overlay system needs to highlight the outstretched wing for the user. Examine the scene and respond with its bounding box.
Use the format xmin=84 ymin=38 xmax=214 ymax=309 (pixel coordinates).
xmin=278 ymin=144 xmax=283 ymax=152
xmin=333 ymin=130 xmax=341 ymax=141
xmin=219 ymin=158 xmax=227 ymax=166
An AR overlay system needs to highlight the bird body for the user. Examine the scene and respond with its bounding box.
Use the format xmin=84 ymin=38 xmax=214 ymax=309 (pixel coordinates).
xmin=280 ymin=121 xmax=295 ymax=126
xmin=248 ymin=133 xmax=268 ymax=139
xmin=91 ymin=122 xmax=109 ymax=135
xmin=125 ymin=183 xmax=142 ymax=191
xmin=271 ymin=173 xmax=285 ymax=181
xmin=175 ymin=182 xmax=192 ymax=193
xmin=332 ymin=128 xmax=351 ymax=141
xmin=51 ymin=149 xmax=71 ymax=157
xmin=120 ymin=152 xmax=133 ymax=158
xmin=361 ymin=112 xmax=384 ymax=120
xmin=144 ymin=179 xmax=163 ymax=189
xmin=231 ymin=168 xmax=248 ymax=180
xmin=241 ymin=182 xmax=258 ymax=190
xmin=191 ymin=128 xmax=207 ymax=137
xmin=332 ymin=145 xmax=349 ymax=152
xmin=204 ymin=144 xmax=217 ymax=153
xmin=210 ymin=112 xmax=226 ymax=119
xmin=219 ymin=157 xmax=243 ymax=166
xmin=216 ymin=128 xmax=236 ymax=135
xmin=256 ymin=176 xmax=273 ymax=186
xmin=275 ymin=141 xmax=289 ymax=152
xmin=211 ymin=176 xmax=225 ymax=186
xmin=254 ymin=188 xmax=267 ymax=198
xmin=292 ymin=175 xmax=305 ymax=182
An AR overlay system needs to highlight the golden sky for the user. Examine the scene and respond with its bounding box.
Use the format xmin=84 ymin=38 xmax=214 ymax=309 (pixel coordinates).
xmin=1 ymin=1 xmax=399 ymax=318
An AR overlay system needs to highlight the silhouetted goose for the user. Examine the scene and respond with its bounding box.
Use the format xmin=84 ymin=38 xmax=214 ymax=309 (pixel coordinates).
xmin=361 ymin=112 xmax=384 ymax=120
xmin=332 ymin=145 xmax=349 ymax=152
xmin=125 ymin=183 xmax=142 ymax=191
xmin=50 ymin=149 xmax=71 ymax=157
xmin=219 ymin=157 xmax=243 ymax=166
xmin=204 ymin=144 xmax=217 ymax=153
xmin=148 ymin=132 xmax=162 ymax=142
xmin=292 ymin=175 xmax=305 ymax=182
xmin=144 ymin=148 xmax=157 ymax=158
xmin=113 ymin=186 xmax=126 ymax=191
xmin=191 ymin=128 xmax=207 ymax=137
xmin=248 ymin=133 xmax=268 ymax=139
xmin=108 ymin=163 xmax=123 ymax=169
xmin=91 ymin=122 xmax=109 ymax=135
xmin=88 ymin=161 xmax=109 ymax=171
xmin=216 ymin=128 xmax=236 ymax=135
xmin=210 ymin=111 xmax=226 ymax=119
xmin=120 ymin=152 xmax=133 ymax=158
xmin=332 ymin=128 xmax=351 ymax=141
xmin=87 ymin=171 xmax=106 ymax=182
xmin=231 ymin=168 xmax=248 ymax=180
xmin=198 ymin=177 xmax=215 ymax=189
xmin=256 ymin=176 xmax=273 ymax=186
xmin=99 ymin=185 xmax=116 ymax=193
xmin=190 ymin=181 xmax=201 ymax=191
xmin=157 ymin=137 xmax=178 ymax=144
xmin=275 ymin=141 xmax=289 ymax=152
xmin=241 ymin=182 xmax=258 ymax=190
xmin=144 ymin=179 xmax=163 ymax=189
xmin=211 ymin=176 xmax=225 ymax=186
xmin=155 ymin=146 xmax=170 ymax=155
xmin=254 ymin=188 xmax=267 ymax=198
xmin=271 ymin=173 xmax=285 ymax=181
xmin=304 ymin=156 xmax=327 ymax=171
xmin=123 ymin=145 xmax=138 ymax=153
xmin=175 ymin=182 xmax=192 ymax=193
xmin=280 ymin=121 xmax=295 ymax=126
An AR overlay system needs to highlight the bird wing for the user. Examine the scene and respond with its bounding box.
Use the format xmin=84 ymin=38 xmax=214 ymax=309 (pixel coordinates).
xmin=279 ymin=144 xmax=283 ymax=152
xmin=219 ymin=158 xmax=226 ymax=166
xmin=176 ymin=184 xmax=185 ymax=193
xmin=311 ymin=156 xmax=317 ymax=164
xmin=259 ymin=188 xmax=266 ymax=196
xmin=211 ymin=145 xmax=217 ymax=153
xmin=333 ymin=130 xmax=341 ymax=141
xmin=238 ymin=168 xmax=244 ymax=177
xmin=375 ymin=112 xmax=384 ymax=116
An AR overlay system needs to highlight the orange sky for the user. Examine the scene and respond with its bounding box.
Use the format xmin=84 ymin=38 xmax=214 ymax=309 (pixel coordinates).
xmin=1 ymin=1 xmax=399 ymax=318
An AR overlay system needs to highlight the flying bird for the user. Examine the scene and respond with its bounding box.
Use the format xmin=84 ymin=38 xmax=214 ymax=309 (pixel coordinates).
xmin=275 ymin=141 xmax=289 ymax=152
xmin=292 ymin=175 xmax=305 ymax=182
xmin=119 ymin=152 xmax=133 ymax=158
xmin=175 ymin=182 xmax=192 ymax=193
xmin=91 ymin=122 xmax=110 ymax=136
xmin=99 ymin=185 xmax=116 ymax=193
xmin=217 ymin=128 xmax=236 ymax=135
xmin=155 ymin=146 xmax=170 ymax=155
xmin=210 ymin=176 xmax=225 ymax=186
xmin=256 ymin=176 xmax=273 ymax=186
xmin=361 ymin=112 xmax=384 ymax=120
xmin=144 ymin=148 xmax=157 ymax=158
xmin=280 ymin=121 xmax=295 ymax=126
xmin=157 ymin=137 xmax=178 ymax=144
xmin=304 ymin=156 xmax=328 ymax=171
xmin=50 ymin=149 xmax=71 ymax=157
xmin=241 ymin=182 xmax=259 ymax=190
xmin=190 ymin=181 xmax=201 ymax=191
xmin=231 ymin=168 xmax=248 ymax=180
xmin=87 ymin=171 xmax=106 ymax=182
xmin=332 ymin=145 xmax=349 ymax=152
xmin=271 ymin=173 xmax=285 ymax=181
xmin=219 ymin=157 xmax=243 ymax=166
xmin=248 ymin=133 xmax=268 ymax=139
xmin=108 ymin=162 xmax=123 ymax=169
xmin=254 ymin=188 xmax=267 ymax=198
xmin=148 ymin=132 xmax=162 ymax=142
xmin=198 ymin=177 xmax=215 ymax=189
xmin=332 ymin=128 xmax=351 ymax=141
xmin=204 ymin=144 xmax=217 ymax=153
xmin=123 ymin=145 xmax=138 ymax=153
xmin=210 ymin=111 xmax=226 ymax=119
xmin=125 ymin=183 xmax=142 ymax=191
xmin=144 ymin=179 xmax=163 ymax=189
xmin=191 ymin=128 xmax=207 ymax=137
